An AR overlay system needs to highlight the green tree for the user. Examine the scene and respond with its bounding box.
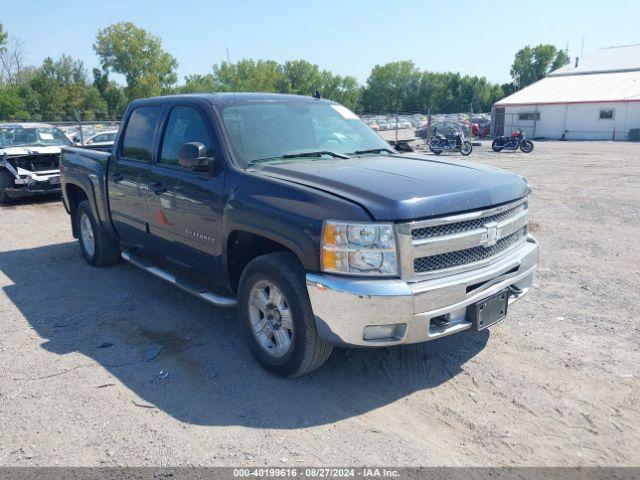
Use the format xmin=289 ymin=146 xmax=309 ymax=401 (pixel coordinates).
xmin=183 ymin=59 xmax=362 ymax=110
xmin=93 ymin=68 xmax=127 ymax=118
xmin=25 ymin=55 xmax=108 ymax=121
xmin=180 ymin=73 xmax=218 ymax=93
xmin=0 ymin=23 xmax=7 ymax=52
xmin=511 ymin=44 xmax=570 ymax=89
xmin=361 ymin=61 xmax=420 ymax=112
xmin=93 ymin=22 xmax=178 ymax=100
xmin=215 ymin=59 xmax=281 ymax=92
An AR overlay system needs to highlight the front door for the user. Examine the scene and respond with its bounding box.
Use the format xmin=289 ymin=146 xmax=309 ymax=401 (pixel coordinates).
xmin=108 ymin=105 xmax=163 ymax=245
xmin=146 ymin=105 xmax=226 ymax=285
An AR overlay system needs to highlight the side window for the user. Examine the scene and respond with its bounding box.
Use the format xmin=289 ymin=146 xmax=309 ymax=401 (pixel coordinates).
xmin=599 ymin=109 xmax=614 ymax=120
xmin=160 ymin=106 xmax=214 ymax=167
xmin=121 ymin=106 xmax=162 ymax=162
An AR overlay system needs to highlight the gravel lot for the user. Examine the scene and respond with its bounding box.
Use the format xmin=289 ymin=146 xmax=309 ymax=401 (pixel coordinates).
xmin=1 ymin=141 xmax=638 ymax=467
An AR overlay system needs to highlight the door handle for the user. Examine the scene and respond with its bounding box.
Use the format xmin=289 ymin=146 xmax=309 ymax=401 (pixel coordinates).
xmin=151 ymin=181 xmax=167 ymax=195
xmin=111 ymin=173 xmax=123 ymax=182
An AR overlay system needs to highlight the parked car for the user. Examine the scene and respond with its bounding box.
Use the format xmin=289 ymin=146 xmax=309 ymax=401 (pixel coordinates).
xmin=61 ymin=93 xmax=538 ymax=377
xmin=83 ymin=130 xmax=118 ymax=147
xmin=0 ymin=123 xmax=73 ymax=202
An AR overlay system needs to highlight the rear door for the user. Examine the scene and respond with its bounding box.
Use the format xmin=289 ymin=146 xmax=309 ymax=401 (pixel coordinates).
xmin=108 ymin=105 xmax=163 ymax=245
xmin=145 ymin=104 xmax=226 ymax=285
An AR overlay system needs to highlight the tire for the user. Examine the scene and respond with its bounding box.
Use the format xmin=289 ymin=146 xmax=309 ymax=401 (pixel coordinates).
xmin=75 ymin=200 xmax=120 ymax=266
xmin=491 ymin=140 xmax=503 ymax=152
xmin=429 ymin=145 xmax=442 ymax=155
xmin=520 ymin=140 xmax=534 ymax=153
xmin=0 ymin=169 xmax=14 ymax=204
xmin=238 ymin=252 xmax=333 ymax=377
xmin=460 ymin=141 xmax=473 ymax=156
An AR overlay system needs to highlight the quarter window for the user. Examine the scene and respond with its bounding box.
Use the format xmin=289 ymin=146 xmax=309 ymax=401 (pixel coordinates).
xmin=160 ymin=107 xmax=214 ymax=167
xmin=599 ymin=109 xmax=614 ymax=120
xmin=121 ymin=106 xmax=162 ymax=162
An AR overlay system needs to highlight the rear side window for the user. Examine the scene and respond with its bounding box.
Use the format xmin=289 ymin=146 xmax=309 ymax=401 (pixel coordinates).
xmin=121 ymin=106 xmax=162 ymax=161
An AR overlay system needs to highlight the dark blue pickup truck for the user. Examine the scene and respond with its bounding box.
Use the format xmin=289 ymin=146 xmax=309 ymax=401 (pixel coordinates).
xmin=61 ymin=93 xmax=538 ymax=377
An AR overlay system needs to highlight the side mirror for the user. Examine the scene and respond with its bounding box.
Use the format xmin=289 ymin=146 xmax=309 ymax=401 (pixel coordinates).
xmin=388 ymin=140 xmax=414 ymax=153
xmin=178 ymin=142 xmax=213 ymax=170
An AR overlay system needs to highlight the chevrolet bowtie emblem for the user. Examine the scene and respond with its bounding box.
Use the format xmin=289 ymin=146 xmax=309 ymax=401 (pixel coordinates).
xmin=483 ymin=221 xmax=500 ymax=247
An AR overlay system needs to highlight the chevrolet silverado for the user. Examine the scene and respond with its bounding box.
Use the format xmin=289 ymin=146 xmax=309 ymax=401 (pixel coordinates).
xmin=60 ymin=93 xmax=538 ymax=377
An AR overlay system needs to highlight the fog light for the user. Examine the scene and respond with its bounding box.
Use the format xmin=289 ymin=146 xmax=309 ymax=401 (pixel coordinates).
xmin=363 ymin=324 xmax=406 ymax=341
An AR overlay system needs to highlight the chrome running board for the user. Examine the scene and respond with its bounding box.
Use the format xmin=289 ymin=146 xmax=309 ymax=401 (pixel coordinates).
xmin=121 ymin=250 xmax=237 ymax=308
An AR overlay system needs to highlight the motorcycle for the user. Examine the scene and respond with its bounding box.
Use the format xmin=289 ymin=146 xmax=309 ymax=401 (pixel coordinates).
xmin=429 ymin=129 xmax=473 ymax=156
xmin=492 ymin=129 xmax=534 ymax=153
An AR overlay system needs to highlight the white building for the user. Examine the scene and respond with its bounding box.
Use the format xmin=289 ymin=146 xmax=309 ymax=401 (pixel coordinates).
xmin=492 ymin=44 xmax=640 ymax=141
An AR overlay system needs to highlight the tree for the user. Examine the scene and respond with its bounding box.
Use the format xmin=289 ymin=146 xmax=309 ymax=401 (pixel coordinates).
xmin=0 ymin=23 xmax=26 ymax=84
xmin=24 ymin=55 xmax=108 ymax=121
xmin=0 ymin=23 xmax=7 ymax=52
xmin=180 ymin=73 xmax=218 ymax=93
xmin=93 ymin=68 xmax=127 ymax=118
xmin=361 ymin=61 xmax=421 ymax=112
xmin=182 ymin=59 xmax=362 ymax=110
xmin=510 ymin=44 xmax=570 ymax=89
xmin=94 ymin=22 xmax=178 ymax=100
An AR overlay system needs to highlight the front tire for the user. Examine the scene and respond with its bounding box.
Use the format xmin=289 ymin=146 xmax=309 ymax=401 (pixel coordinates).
xmin=75 ymin=200 xmax=120 ymax=266
xmin=0 ymin=169 xmax=14 ymax=204
xmin=491 ymin=140 xmax=503 ymax=152
xmin=460 ymin=141 xmax=473 ymax=156
xmin=238 ymin=252 xmax=333 ymax=377
xmin=520 ymin=140 xmax=534 ymax=153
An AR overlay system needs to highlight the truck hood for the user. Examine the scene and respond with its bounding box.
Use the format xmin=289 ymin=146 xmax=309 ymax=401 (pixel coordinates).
xmin=0 ymin=146 xmax=62 ymax=156
xmin=255 ymin=154 xmax=529 ymax=221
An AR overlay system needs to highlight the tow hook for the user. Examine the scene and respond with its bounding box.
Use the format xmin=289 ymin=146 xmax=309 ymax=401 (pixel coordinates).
xmin=508 ymin=285 xmax=523 ymax=298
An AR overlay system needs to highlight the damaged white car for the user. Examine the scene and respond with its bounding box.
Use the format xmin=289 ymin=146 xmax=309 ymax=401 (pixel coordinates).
xmin=0 ymin=123 xmax=73 ymax=203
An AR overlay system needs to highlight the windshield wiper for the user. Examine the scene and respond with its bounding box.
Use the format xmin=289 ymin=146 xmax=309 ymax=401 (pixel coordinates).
xmin=247 ymin=150 xmax=350 ymax=166
xmin=281 ymin=150 xmax=350 ymax=159
xmin=350 ymin=148 xmax=394 ymax=155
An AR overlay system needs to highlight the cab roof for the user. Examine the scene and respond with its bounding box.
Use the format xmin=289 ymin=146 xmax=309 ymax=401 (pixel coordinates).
xmin=129 ymin=92 xmax=335 ymax=107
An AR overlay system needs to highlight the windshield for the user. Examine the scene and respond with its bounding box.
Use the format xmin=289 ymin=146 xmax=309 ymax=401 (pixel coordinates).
xmin=0 ymin=126 xmax=73 ymax=148
xmin=218 ymin=101 xmax=391 ymax=167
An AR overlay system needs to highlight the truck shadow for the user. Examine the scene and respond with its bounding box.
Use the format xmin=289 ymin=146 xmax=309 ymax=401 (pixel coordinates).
xmin=0 ymin=194 xmax=62 ymax=208
xmin=1 ymin=241 xmax=489 ymax=429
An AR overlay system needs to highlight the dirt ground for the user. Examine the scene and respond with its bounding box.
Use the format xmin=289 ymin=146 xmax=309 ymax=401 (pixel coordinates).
xmin=0 ymin=141 xmax=638 ymax=467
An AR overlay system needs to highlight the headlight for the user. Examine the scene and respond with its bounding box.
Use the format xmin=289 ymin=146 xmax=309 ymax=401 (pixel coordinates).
xmin=321 ymin=221 xmax=398 ymax=276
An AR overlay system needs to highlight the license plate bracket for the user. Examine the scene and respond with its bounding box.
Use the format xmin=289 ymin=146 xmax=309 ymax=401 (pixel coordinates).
xmin=467 ymin=290 xmax=509 ymax=331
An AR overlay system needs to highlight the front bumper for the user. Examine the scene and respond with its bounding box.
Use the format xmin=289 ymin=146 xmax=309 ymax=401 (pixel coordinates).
xmin=306 ymin=236 xmax=539 ymax=347
xmin=5 ymin=170 xmax=61 ymax=198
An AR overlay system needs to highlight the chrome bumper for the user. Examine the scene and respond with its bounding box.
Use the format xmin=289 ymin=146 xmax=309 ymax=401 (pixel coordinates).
xmin=306 ymin=236 xmax=539 ymax=347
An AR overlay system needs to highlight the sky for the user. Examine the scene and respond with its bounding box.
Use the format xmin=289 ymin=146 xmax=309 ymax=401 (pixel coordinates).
xmin=2 ymin=0 xmax=639 ymax=86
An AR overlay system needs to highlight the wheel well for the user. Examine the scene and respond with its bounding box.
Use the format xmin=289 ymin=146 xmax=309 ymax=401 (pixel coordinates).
xmin=66 ymin=184 xmax=88 ymax=237
xmin=227 ymin=231 xmax=297 ymax=293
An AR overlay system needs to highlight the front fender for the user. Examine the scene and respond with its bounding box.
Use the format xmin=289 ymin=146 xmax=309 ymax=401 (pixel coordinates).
xmin=223 ymin=170 xmax=372 ymax=272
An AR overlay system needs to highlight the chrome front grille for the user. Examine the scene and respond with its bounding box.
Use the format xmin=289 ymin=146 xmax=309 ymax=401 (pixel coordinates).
xmin=397 ymin=198 xmax=530 ymax=280
xmin=411 ymin=201 xmax=528 ymax=240
xmin=413 ymin=226 xmax=527 ymax=273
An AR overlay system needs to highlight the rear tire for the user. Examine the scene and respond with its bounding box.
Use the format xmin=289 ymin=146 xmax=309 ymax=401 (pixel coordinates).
xmin=520 ymin=140 xmax=534 ymax=153
xmin=429 ymin=145 xmax=442 ymax=155
xmin=491 ymin=140 xmax=503 ymax=152
xmin=238 ymin=252 xmax=333 ymax=377
xmin=75 ymin=200 xmax=120 ymax=266
xmin=0 ymin=169 xmax=13 ymax=204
